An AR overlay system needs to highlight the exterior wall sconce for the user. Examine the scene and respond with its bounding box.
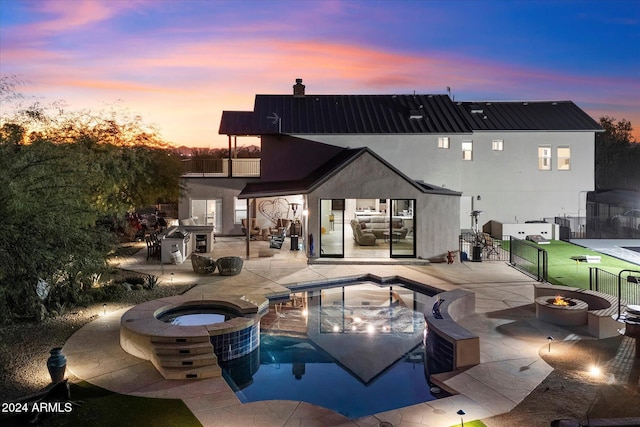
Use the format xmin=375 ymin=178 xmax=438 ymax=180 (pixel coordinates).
xmin=289 ymin=203 xmax=300 ymax=217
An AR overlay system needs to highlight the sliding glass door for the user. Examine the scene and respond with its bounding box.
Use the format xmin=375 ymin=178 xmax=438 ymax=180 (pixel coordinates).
xmin=319 ymin=199 xmax=344 ymax=257
xmin=390 ymin=199 xmax=415 ymax=257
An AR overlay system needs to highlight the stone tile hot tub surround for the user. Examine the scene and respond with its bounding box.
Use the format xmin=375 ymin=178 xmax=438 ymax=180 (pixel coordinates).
xmin=120 ymin=294 xmax=268 ymax=380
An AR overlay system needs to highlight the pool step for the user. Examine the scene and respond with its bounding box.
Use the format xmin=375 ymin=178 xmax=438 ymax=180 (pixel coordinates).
xmin=156 ymin=352 xmax=218 ymax=368
xmin=150 ymin=335 xmax=210 ymax=344
xmin=150 ymin=337 xmax=221 ymax=379
xmin=154 ymin=341 xmax=213 ymax=356
xmin=160 ymin=365 xmax=222 ymax=380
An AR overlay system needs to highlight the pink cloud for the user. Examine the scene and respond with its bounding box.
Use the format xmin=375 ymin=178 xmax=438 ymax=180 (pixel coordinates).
xmin=20 ymin=0 xmax=144 ymax=34
xmin=3 ymin=20 xmax=638 ymax=145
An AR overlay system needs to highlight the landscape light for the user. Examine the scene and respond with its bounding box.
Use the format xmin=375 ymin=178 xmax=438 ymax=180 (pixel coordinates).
xmin=457 ymin=409 xmax=466 ymax=427
xmin=589 ymin=365 xmax=601 ymax=377
xmin=103 ymin=303 xmax=107 ymax=316
xmin=547 ymin=336 xmax=554 ymax=353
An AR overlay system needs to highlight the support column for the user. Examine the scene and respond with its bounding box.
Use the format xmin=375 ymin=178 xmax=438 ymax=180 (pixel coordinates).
xmin=245 ymin=198 xmax=251 ymax=259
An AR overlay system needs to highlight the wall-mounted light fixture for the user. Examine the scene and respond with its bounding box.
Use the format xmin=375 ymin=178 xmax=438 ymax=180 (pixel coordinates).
xmin=289 ymin=202 xmax=300 ymax=218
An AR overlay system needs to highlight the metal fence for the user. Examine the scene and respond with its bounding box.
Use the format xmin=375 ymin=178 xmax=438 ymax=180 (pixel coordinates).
xmin=508 ymin=236 xmax=548 ymax=281
xmin=459 ymin=232 xmax=510 ymax=262
xmin=589 ymin=267 xmax=640 ymax=314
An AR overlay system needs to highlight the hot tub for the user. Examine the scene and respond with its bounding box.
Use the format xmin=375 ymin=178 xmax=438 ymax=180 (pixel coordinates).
xmin=120 ymin=295 xmax=268 ymax=379
xmin=157 ymin=304 xmax=239 ymax=326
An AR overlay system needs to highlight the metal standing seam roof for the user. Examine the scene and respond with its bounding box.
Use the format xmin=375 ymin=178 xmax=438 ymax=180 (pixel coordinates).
xmin=454 ymin=101 xmax=603 ymax=131
xmin=219 ymin=94 xmax=602 ymax=135
xmin=220 ymin=94 xmax=472 ymax=135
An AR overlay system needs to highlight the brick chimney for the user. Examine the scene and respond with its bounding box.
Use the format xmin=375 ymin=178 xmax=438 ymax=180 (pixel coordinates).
xmin=293 ymin=78 xmax=305 ymax=97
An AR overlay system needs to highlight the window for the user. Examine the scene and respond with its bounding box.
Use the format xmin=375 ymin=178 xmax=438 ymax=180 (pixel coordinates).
xmin=538 ymin=146 xmax=551 ymax=170
xmin=492 ymin=139 xmax=504 ymax=151
xmin=438 ymin=137 xmax=450 ymax=149
xmin=234 ymin=197 xmax=246 ymax=223
xmin=191 ymin=199 xmax=222 ymax=229
xmin=462 ymin=140 xmax=473 ymax=161
xmin=557 ymin=146 xmax=571 ymax=170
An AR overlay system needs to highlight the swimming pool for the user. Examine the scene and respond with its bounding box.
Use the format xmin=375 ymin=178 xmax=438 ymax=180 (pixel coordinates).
xmin=221 ymin=280 xmax=444 ymax=418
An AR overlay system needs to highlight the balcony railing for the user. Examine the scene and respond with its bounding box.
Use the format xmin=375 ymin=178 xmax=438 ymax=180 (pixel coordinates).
xmin=181 ymin=158 xmax=260 ymax=177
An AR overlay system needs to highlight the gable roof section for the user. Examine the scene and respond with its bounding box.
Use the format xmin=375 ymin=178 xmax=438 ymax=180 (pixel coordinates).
xmin=455 ymin=101 xmax=602 ymax=131
xmin=238 ymin=147 xmax=461 ymax=199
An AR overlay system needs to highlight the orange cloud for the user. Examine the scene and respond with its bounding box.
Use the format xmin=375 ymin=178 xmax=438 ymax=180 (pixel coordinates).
xmin=3 ymin=17 xmax=638 ymax=146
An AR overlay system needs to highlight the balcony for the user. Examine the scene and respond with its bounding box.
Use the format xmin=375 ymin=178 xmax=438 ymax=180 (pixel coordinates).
xmin=181 ymin=158 xmax=260 ymax=177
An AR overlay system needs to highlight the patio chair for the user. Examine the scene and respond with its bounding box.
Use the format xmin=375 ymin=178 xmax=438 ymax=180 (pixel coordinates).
xmin=269 ymin=228 xmax=286 ymax=249
xmin=241 ymin=218 xmax=260 ymax=240
xmin=483 ymin=233 xmax=501 ymax=258
xmin=191 ymin=253 xmax=217 ymax=274
xmin=216 ymin=256 xmax=243 ymax=276
xmin=145 ymin=235 xmax=161 ymax=260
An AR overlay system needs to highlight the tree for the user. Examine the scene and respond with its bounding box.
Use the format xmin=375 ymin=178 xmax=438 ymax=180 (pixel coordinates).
xmin=0 ymin=77 xmax=182 ymax=322
xmin=595 ymin=116 xmax=639 ymax=191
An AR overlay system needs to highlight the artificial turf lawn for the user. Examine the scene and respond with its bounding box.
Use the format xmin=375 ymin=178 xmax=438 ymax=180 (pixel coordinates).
xmin=543 ymin=240 xmax=640 ymax=290
xmin=1 ymin=381 xmax=202 ymax=427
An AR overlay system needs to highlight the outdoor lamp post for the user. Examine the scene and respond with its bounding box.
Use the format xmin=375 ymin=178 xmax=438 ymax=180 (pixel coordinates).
xmin=457 ymin=409 xmax=466 ymax=427
xmin=289 ymin=203 xmax=301 ymax=251
xmin=470 ymin=210 xmax=483 ymax=262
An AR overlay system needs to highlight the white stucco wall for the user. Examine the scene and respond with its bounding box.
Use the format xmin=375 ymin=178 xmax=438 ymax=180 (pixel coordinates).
xmin=307 ymin=151 xmax=460 ymax=260
xmin=294 ymin=131 xmax=595 ymax=228
xmin=179 ymin=178 xmax=259 ymax=235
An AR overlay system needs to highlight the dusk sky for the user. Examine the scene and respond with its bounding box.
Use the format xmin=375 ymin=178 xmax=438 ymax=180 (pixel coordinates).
xmin=1 ymin=0 xmax=639 ymax=147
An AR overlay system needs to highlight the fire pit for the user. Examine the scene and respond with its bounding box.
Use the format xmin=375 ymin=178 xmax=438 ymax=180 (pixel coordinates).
xmin=535 ymin=295 xmax=588 ymax=326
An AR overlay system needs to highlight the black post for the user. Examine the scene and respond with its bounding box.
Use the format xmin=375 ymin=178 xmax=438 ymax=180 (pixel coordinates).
xmin=618 ymin=269 xmax=640 ymax=320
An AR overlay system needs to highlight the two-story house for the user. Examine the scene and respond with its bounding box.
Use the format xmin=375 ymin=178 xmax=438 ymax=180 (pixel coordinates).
xmin=179 ymin=79 xmax=601 ymax=261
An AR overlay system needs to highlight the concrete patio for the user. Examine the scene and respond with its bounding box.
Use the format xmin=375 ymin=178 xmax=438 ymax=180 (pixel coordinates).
xmin=62 ymin=237 xmax=628 ymax=426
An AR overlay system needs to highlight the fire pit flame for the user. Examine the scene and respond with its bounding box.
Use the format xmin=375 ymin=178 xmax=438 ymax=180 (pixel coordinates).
xmin=553 ymin=295 xmax=570 ymax=306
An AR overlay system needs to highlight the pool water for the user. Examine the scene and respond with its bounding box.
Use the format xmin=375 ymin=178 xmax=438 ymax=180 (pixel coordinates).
xmin=157 ymin=305 xmax=238 ymax=326
xmin=221 ymin=281 xmax=443 ymax=418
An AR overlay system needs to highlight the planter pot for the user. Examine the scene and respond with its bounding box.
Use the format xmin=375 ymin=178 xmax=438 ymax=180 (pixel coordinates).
xmin=47 ymin=347 xmax=67 ymax=383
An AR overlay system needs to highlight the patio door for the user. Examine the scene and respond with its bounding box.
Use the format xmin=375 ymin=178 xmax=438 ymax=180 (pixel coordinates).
xmin=319 ymin=199 xmax=344 ymax=257
xmin=191 ymin=199 xmax=222 ymax=230
xmin=390 ymin=199 xmax=415 ymax=258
